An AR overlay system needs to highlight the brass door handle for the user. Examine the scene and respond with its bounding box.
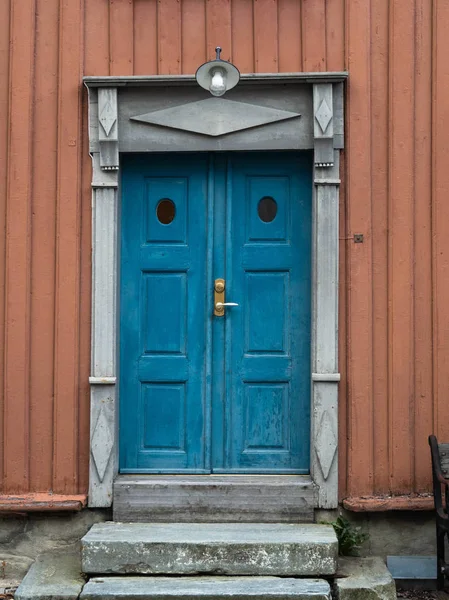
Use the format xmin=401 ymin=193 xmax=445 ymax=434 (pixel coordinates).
xmin=215 ymin=302 xmax=239 ymax=308
xmin=214 ymin=279 xmax=238 ymax=316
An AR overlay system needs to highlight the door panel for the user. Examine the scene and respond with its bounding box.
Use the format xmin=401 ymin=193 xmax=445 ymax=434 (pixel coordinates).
xmin=120 ymin=152 xmax=311 ymax=474
xmin=221 ymin=153 xmax=312 ymax=472
xmin=120 ymin=155 xmax=209 ymax=472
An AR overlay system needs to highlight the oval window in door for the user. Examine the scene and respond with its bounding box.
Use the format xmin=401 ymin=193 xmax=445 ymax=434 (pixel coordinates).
xmin=156 ymin=198 xmax=176 ymax=224
xmin=258 ymin=196 xmax=277 ymax=223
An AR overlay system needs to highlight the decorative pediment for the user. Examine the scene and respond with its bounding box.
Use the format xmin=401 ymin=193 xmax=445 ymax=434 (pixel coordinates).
xmin=130 ymin=98 xmax=300 ymax=137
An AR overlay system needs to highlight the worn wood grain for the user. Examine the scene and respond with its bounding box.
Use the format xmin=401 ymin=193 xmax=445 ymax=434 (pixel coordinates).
xmin=53 ymin=0 xmax=83 ymax=494
xmin=345 ymin=0 xmax=374 ymax=497
xmin=278 ymin=0 xmax=301 ymax=72
xmin=325 ymin=0 xmax=345 ymax=72
xmin=157 ymin=0 xmax=181 ymax=75
xmin=414 ymin=0 xmax=433 ymax=493
xmin=0 ymin=494 xmax=86 ymax=512
xmin=370 ymin=0 xmax=389 ymax=495
xmin=231 ymin=0 xmax=254 ymax=73
xmin=0 ymin=0 xmax=11 ymax=489
xmin=254 ymin=0 xmax=278 ymax=72
xmin=181 ymin=0 xmax=206 ymax=74
xmin=206 ymin=0 xmax=231 ymax=65
xmin=84 ymin=0 xmax=109 ymax=76
xmin=433 ymin=0 xmax=449 ymax=446
xmin=389 ymin=0 xmax=416 ymax=495
xmin=29 ymin=0 xmax=59 ymax=492
xmin=302 ymin=0 xmax=326 ymax=71
xmin=78 ymin=97 xmax=92 ymax=495
xmin=3 ymin=0 xmax=35 ymax=493
xmin=133 ymin=0 xmax=158 ymax=75
xmin=109 ymin=0 xmax=134 ymax=76
xmin=343 ymin=494 xmax=434 ymax=512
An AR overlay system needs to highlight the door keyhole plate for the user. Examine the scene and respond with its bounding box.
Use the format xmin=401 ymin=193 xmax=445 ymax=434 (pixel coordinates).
xmin=214 ymin=278 xmax=225 ymax=316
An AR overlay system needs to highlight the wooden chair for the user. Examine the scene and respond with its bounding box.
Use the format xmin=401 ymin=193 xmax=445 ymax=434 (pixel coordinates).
xmin=429 ymin=434 xmax=449 ymax=590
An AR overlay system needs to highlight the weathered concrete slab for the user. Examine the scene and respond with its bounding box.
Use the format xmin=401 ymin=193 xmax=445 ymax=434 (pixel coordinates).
xmin=0 ymin=553 xmax=33 ymax=583
xmin=113 ymin=475 xmax=315 ymax=523
xmin=15 ymin=550 xmax=85 ymax=600
xmin=82 ymin=522 xmax=338 ymax=576
xmin=334 ymin=557 xmax=396 ymax=600
xmin=81 ymin=576 xmax=331 ymax=600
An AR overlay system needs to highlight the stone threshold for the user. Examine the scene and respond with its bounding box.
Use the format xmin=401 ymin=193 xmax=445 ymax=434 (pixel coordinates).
xmin=113 ymin=474 xmax=316 ymax=523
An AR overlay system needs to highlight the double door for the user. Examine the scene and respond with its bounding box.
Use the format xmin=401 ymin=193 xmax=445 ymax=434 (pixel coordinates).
xmin=119 ymin=152 xmax=312 ymax=473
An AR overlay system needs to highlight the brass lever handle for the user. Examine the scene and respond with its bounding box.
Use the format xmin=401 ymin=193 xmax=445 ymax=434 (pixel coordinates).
xmin=214 ymin=278 xmax=238 ymax=316
xmin=215 ymin=302 xmax=239 ymax=308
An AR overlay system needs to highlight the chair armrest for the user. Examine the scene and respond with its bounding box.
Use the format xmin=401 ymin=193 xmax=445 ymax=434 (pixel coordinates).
xmin=429 ymin=435 xmax=449 ymax=511
xmin=430 ymin=435 xmax=449 ymax=483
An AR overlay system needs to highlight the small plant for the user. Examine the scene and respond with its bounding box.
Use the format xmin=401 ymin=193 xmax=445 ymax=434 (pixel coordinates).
xmin=330 ymin=516 xmax=369 ymax=556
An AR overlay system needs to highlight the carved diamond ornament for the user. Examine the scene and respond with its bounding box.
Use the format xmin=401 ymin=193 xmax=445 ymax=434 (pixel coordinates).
xmin=91 ymin=406 xmax=113 ymax=482
xmin=315 ymin=98 xmax=332 ymax=134
xmin=131 ymin=98 xmax=300 ymax=137
xmin=99 ymin=101 xmax=116 ymax=136
xmin=315 ymin=410 xmax=337 ymax=479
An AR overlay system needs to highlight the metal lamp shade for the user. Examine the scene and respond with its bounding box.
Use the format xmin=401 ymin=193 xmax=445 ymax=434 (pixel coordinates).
xmin=195 ymin=59 xmax=240 ymax=96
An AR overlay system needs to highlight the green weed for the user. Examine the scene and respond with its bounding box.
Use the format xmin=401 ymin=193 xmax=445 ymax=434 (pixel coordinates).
xmin=329 ymin=516 xmax=369 ymax=556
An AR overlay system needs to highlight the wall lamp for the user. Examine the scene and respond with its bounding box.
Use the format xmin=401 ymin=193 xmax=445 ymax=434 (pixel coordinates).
xmin=195 ymin=47 xmax=240 ymax=97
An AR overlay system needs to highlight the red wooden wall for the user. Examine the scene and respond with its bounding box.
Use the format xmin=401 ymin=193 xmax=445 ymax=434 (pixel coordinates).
xmin=0 ymin=0 xmax=448 ymax=501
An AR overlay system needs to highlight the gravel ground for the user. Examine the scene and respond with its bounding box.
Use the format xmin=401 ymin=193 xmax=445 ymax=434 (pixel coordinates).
xmin=397 ymin=591 xmax=449 ymax=600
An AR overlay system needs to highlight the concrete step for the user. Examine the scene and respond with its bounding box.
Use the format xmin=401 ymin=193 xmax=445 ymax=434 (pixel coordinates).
xmin=113 ymin=475 xmax=315 ymax=523
xmin=80 ymin=576 xmax=331 ymax=600
xmin=81 ymin=522 xmax=338 ymax=577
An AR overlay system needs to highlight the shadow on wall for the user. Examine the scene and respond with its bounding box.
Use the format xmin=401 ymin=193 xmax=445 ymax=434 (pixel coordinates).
xmin=0 ymin=509 xmax=110 ymax=584
xmin=317 ymin=509 xmax=436 ymax=558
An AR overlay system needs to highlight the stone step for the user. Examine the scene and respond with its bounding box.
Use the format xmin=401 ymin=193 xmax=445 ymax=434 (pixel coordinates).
xmin=113 ymin=475 xmax=315 ymax=523
xmin=335 ymin=557 xmax=396 ymax=600
xmin=81 ymin=522 xmax=338 ymax=577
xmin=81 ymin=576 xmax=331 ymax=600
xmin=15 ymin=550 xmax=84 ymax=600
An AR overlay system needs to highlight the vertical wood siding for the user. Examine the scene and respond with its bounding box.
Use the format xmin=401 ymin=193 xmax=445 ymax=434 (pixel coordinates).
xmin=0 ymin=0 xmax=447 ymax=499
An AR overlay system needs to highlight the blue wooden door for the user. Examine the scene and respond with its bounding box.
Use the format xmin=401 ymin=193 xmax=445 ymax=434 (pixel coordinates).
xmin=120 ymin=154 xmax=210 ymax=472
xmin=120 ymin=152 xmax=311 ymax=473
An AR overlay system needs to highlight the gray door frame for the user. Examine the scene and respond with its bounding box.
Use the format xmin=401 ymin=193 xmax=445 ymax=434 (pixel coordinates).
xmin=84 ymin=72 xmax=347 ymax=509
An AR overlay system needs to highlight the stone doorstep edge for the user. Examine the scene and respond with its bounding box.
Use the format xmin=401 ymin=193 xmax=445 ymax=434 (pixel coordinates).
xmin=80 ymin=577 xmax=332 ymax=600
